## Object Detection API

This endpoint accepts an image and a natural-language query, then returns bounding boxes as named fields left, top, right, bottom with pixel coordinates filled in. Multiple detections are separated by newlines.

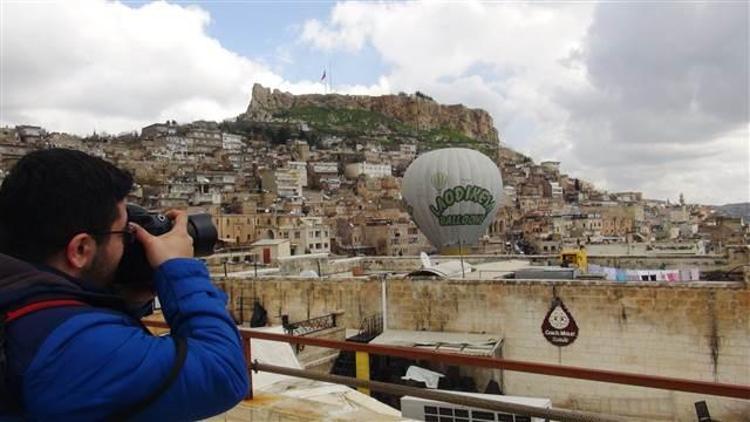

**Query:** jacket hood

left=0, top=253, right=127, bottom=313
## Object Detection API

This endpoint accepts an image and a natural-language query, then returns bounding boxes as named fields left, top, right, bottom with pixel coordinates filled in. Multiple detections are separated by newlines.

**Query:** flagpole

left=328, top=59, right=332, bottom=93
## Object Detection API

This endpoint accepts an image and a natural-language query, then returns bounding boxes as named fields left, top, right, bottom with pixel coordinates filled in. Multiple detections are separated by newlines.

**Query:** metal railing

left=239, top=328, right=749, bottom=399
left=251, top=361, right=626, bottom=422
left=357, top=312, right=383, bottom=338
left=281, top=312, right=338, bottom=337
left=143, top=319, right=750, bottom=421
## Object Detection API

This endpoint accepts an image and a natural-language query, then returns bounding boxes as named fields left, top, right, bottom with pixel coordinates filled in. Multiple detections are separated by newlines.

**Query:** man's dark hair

left=0, top=148, right=133, bottom=263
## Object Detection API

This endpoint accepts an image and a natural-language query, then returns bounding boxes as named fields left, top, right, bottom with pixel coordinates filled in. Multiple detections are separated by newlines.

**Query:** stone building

left=215, top=213, right=257, bottom=245
left=344, top=162, right=392, bottom=179
left=260, top=167, right=304, bottom=198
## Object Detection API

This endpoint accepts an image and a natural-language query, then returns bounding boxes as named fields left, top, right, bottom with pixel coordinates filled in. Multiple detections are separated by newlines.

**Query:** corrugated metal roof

left=370, top=329, right=502, bottom=356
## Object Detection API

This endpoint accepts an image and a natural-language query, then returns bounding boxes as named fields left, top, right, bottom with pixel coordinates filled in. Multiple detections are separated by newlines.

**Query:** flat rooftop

left=371, top=329, right=502, bottom=356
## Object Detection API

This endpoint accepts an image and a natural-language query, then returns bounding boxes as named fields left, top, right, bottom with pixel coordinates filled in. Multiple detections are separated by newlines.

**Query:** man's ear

left=65, top=233, right=98, bottom=270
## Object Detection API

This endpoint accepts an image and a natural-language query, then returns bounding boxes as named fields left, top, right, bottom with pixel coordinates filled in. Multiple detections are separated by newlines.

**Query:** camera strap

left=4, top=299, right=87, bottom=323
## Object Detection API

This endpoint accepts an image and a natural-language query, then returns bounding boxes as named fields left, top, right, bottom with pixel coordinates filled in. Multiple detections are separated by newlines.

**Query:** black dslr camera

left=114, top=204, right=217, bottom=288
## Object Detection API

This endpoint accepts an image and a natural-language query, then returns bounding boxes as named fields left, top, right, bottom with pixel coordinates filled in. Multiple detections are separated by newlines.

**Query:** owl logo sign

left=541, top=298, right=579, bottom=346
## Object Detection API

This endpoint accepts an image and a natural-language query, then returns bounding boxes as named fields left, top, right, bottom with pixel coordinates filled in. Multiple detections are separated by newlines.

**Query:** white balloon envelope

left=402, top=148, right=503, bottom=251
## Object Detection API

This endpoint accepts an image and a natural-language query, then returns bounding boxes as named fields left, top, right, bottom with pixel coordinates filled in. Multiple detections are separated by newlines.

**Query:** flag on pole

left=320, top=70, right=327, bottom=81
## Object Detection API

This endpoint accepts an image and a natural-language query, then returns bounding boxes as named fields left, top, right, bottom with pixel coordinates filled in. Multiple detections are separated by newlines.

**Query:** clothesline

left=588, top=264, right=700, bottom=282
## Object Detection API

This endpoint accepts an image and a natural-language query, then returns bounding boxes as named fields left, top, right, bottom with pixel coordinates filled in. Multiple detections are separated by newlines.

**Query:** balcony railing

left=143, top=319, right=750, bottom=422
left=281, top=312, right=339, bottom=337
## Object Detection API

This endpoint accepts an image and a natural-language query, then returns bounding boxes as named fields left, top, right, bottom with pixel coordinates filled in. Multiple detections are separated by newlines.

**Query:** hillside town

left=0, top=86, right=747, bottom=275
left=3, top=0, right=750, bottom=419
left=1, top=85, right=749, bottom=421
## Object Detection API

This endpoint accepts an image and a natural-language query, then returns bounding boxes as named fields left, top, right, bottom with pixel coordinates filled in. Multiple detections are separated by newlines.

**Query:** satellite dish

left=402, top=148, right=503, bottom=253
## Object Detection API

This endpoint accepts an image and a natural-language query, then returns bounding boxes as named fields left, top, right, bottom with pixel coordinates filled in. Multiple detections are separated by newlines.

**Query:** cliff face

left=243, top=84, right=499, bottom=145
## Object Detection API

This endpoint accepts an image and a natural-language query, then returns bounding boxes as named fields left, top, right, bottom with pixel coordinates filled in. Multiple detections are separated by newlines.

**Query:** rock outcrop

left=243, top=84, right=499, bottom=145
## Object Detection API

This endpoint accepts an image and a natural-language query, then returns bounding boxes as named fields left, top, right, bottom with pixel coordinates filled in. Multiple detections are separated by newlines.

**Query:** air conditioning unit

left=401, top=393, right=552, bottom=422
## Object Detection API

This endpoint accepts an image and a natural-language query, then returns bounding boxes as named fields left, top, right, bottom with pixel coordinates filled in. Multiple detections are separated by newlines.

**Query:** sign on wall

left=541, top=297, right=579, bottom=346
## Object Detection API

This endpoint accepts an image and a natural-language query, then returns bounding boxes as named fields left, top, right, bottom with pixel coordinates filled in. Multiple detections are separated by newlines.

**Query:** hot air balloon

left=402, top=148, right=503, bottom=254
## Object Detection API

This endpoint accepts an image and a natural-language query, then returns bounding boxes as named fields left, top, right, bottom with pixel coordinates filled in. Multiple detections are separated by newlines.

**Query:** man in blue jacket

left=0, top=148, right=249, bottom=420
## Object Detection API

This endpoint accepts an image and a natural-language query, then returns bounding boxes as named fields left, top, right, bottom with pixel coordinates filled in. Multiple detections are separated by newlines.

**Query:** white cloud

left=559, top=2, right=749, bottom=205
left=0, top=0, right=323, bottom=134
left=298, top=1, right=749, bottom=204
left=298, top=0, right=595, bottom=169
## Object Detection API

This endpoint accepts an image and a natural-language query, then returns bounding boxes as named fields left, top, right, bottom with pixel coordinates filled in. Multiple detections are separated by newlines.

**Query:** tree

left=270, top=126, right=291, bottom=145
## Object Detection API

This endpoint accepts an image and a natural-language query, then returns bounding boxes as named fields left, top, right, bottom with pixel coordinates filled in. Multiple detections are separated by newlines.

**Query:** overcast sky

left=1, top=0, right=747, bottom=205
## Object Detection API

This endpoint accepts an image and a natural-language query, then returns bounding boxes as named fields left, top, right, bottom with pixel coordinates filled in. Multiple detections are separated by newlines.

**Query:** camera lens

left=115, top=204, right=218, bottom=287
left=187, top=213, right=218, bottom=257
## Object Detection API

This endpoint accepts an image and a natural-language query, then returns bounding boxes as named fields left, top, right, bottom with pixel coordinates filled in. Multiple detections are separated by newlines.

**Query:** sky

left=1, top=0, right=748, bottom=205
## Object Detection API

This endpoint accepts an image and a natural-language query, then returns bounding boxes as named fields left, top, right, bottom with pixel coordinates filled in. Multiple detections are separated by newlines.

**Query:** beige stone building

left=215, top=214, right=257, bottom=245
left=584, top=204, right=644, bottom=237
left=344, top=162, right=392, bottom=179
left=250, top=238, right=290, bottom=265
left=260, top=167, right=304, bottom=198
left=254, top=214, right=331, bottom=256
left=360, top=218, right=430, bottom=256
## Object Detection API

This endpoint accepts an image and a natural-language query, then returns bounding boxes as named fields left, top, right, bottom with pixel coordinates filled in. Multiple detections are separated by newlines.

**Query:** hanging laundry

left=615, top=269, right=627, bottom=282
left=603, top=267, right=618, bottom=281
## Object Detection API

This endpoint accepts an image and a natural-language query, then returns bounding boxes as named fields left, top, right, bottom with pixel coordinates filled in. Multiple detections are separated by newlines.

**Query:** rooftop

left=370, top=329, right=502, bottom=357
left=251, top=239, right=290, bottom=246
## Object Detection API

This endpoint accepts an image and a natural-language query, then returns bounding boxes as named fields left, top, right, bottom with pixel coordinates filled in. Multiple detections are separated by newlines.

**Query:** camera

left=114, top=204, right=218, bottom=287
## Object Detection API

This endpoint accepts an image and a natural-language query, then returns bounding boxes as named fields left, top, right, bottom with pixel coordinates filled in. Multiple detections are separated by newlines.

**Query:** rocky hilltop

left=242, top=83, right=499, bottom=146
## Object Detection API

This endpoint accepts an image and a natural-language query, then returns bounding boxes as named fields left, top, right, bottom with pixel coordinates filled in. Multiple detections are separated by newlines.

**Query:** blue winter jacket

left=0, top=253, right=249, bottom=420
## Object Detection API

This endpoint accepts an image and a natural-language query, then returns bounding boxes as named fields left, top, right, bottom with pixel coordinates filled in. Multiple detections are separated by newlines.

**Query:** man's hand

left=131, top=210, right=194, bottom=268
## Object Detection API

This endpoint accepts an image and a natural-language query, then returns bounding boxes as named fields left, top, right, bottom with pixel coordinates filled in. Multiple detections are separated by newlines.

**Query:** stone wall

left=217, top=277, right=383, bottom=330
left=384, top=278, right=749, bottom=420
left=219, top=276, right=749, bottom=420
